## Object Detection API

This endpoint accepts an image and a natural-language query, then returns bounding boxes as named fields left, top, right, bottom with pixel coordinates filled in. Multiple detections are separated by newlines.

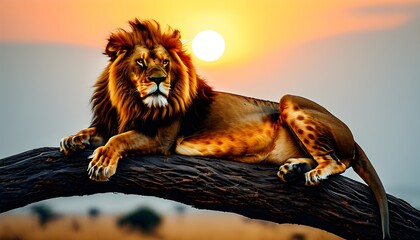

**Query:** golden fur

left=60, top=19, right=390, bottom=239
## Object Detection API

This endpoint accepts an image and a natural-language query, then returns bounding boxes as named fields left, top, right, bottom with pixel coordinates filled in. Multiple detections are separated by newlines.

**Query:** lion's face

left=128, top=45, right=172, bottom=108
left=97, top=19, right=200, bottom=129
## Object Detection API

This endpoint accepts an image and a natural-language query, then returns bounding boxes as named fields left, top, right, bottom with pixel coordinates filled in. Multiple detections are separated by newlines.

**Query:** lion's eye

left=136, top=59, right=145, bottom=68
left=163, top=59, right=169, bottom=66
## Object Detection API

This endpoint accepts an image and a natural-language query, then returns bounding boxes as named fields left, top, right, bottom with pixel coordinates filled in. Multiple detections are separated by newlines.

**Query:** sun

left=192, top=30, right=225, bottom=62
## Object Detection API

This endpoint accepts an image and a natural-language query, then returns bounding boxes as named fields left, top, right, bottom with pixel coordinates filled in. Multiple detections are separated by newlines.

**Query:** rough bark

left=0, top=147, right=419, bottom=239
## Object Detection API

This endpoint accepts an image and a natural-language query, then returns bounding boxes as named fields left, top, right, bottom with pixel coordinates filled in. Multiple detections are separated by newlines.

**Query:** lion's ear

left=172, top=29, right=181, bottom=40
left=173, top=30, right=182, bottom=50
left=163, top=29, right=182, bottom=52
left=105, top=31, right=132, bottom=61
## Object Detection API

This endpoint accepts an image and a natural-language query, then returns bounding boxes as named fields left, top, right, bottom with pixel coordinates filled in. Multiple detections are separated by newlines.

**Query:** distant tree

left=174, top=204, right=187, bottom=215
left=30, top=204, right=59, bottom=228
left=71, top=218, right=80, bottom=232
left=87, top=207, right=101, bottom=219
left=117, top=206, right=162, bottom=235
left=290, top=233, right=306, bottom=240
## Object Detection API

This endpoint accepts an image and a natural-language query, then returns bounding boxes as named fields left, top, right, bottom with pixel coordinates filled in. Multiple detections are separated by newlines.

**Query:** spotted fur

left=60, top=19, right=390, bottom=239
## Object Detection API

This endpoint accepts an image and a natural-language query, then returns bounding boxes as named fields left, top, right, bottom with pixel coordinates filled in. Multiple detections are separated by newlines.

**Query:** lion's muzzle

left=148, top=75, right=166, bottom=85
left=142, top=68, right=170, bottom=108
left=147, top=66, right=167, bottom=82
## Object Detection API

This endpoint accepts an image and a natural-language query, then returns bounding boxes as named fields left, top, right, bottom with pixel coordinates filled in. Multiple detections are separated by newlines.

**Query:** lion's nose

left=148, top=75, right=166, bottom=85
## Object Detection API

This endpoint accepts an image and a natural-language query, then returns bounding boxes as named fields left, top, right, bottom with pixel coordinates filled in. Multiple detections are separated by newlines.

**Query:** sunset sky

left=2, top=0, right=419, bottom=66
left=1, top=0, right=419, bottom=213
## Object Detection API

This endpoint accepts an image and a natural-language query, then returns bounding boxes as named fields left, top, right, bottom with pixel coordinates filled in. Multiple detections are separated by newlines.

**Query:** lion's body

left=59, top=19, right=390, bottom=239
left=175, top=92, right=304, bottom=164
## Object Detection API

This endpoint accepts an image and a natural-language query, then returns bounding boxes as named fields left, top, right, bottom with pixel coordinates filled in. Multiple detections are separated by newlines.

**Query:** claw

left=82, top=138, right=91, bottom=145
left=88, top=165, right=94, bottom=176
left=60, top=137, right=70, bottom=154
left=95, top=166, right=102, bottom=180
left=104, top=166, right=109, bottom=177
left=88, top=152, right=95, bottom=159
left=59, top=138, right=64, bottom=151
left=87, top=161, right=93, bottom=171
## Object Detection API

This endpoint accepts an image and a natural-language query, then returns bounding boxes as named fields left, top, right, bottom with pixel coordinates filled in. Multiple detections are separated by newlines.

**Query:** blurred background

left=1, top=0, right=419, bottom=239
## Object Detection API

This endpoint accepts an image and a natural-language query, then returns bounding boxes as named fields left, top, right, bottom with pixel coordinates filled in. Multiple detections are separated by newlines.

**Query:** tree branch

left=0, top=147, right=419, bottom=239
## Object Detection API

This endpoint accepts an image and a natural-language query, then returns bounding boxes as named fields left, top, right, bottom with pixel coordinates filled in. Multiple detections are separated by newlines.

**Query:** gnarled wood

left=0, top=147, right=419, bottom=239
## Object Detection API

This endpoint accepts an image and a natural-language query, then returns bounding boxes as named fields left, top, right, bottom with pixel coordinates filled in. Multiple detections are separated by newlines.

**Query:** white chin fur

left=144, top=95, right=168, bottom=108
left=159, top=84, right=170, bottom=96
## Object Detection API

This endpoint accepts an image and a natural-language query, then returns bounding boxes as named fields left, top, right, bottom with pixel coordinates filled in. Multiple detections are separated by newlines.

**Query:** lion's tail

left=353, top=142, right=391, bottom=240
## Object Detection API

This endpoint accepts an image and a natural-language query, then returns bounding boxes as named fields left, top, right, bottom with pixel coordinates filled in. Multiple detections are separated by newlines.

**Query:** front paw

left=87, top=146, right=121, bottom=181
left=60, top=134, right=90, bottom=155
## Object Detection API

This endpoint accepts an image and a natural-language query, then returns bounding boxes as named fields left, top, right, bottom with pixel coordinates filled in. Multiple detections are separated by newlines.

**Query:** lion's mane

left=89, top=19, right=213, bottom=140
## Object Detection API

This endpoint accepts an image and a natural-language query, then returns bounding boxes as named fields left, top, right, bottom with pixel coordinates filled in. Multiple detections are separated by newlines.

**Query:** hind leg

left=304, top=154, right=347, bottom=185
left=279, top=95, right=355, bottom=186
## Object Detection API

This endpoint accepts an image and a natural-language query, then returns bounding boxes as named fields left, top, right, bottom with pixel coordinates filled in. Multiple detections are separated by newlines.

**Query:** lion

left=60, top=19, right=390, bottom=239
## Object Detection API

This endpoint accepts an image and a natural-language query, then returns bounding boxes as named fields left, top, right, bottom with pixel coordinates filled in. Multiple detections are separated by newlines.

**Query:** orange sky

left=0, top=0, right=419, bottom=67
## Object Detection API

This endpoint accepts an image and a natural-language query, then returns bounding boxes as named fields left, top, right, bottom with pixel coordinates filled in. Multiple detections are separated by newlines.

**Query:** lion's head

left=91, top=19, right=210, bottom=135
